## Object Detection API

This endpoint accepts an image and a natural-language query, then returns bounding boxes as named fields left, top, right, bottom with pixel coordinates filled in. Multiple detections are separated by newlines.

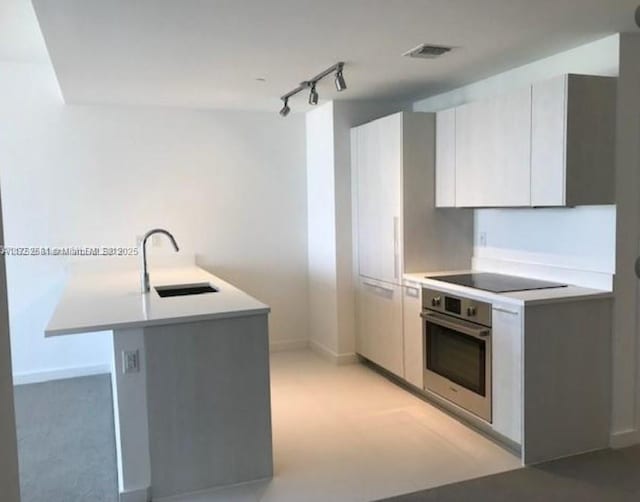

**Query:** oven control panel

left=422, top=288, right=492, bottom=327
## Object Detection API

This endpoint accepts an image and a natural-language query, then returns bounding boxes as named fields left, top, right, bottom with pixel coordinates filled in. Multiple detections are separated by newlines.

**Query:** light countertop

left=403, top=270, right=612, bottom=307
left=45, top=265, right=270, bottom=336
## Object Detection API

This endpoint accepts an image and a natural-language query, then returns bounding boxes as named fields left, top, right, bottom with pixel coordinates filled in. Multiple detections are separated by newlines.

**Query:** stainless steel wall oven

left=421, top=288, right=492, bottom=422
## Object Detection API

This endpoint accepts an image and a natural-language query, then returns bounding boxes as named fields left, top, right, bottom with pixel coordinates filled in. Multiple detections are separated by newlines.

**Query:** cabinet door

left=402, top=283, right=423, bottom=388
left=355, top=114, right=402, bottom=283
left=435, top=109, right=456, bottom=207
left=354, top=122, right=379, bottom=281
left=492, top=304, right=523, bottom=444
left=455, top=88, right=532, bottom=207
left=531, top=75, right=567, bottom=206
left=356, top=277, right=403, bottom=377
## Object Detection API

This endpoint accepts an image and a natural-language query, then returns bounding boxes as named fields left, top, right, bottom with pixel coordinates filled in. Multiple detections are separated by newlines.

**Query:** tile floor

left=162, top=349, right=520, bottom=502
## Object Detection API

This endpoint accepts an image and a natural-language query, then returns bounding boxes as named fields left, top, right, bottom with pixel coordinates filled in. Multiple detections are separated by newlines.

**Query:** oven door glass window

left=426, top=322, right=486, bottom=396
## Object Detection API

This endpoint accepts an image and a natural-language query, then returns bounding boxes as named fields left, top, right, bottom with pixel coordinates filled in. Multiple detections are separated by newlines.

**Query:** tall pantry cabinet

left=352, top=112, right=473, bottom=379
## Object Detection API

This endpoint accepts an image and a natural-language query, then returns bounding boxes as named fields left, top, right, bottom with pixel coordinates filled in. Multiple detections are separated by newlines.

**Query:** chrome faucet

left=140, top=228, right=180, bottom=293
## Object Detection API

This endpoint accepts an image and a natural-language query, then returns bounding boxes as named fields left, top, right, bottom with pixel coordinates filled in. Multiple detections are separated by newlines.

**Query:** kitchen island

left=46, top=264, right=272, bottom=502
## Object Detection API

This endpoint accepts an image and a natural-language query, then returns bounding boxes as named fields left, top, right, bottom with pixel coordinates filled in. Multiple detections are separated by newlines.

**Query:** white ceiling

left=30, top=0, right=640, bottom=111
left=0, top=0, right=49, bottom=63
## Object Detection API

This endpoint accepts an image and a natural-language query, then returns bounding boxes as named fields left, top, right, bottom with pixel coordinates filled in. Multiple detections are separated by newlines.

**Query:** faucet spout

left=140, top=228, right=180, bottom=293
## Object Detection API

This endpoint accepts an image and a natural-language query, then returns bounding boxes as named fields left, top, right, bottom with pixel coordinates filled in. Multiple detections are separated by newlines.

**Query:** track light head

left=308, top=83, right=319, bottom=105
left=279, top=98, right=290, bottom=117
left=335, top=69, right=347, bottom=92
left=278, top=62, right=346, bottom=114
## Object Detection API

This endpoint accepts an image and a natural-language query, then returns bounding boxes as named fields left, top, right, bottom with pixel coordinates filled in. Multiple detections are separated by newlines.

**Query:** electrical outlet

left=122, top=350, right=140, bottom=374
left=479, top=232, right=487, bottom=247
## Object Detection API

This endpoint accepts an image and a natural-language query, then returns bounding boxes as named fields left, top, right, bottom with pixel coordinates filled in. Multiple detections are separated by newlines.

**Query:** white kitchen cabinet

left=455, top=87, right=532, bottom=207
left=352, top=112, right=473, bottom=283
left=402, top=282, right=423, bottom=388
left=436, top=74, right=616, bottom=208
left=522, top=298, right=611, bottom=464
left=435, top=109, right=456, bottom=207
left=531, top=74, right=616, bottom=206
left=491, top=304, right=523, bottom=444
left=353, top=114, right=402, bottom=284
left=356, top=277, right=403, bottom=378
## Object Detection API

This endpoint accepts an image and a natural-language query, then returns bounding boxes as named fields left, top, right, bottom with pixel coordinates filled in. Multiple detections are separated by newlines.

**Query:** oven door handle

left=420, top=311, right=490, bottom=339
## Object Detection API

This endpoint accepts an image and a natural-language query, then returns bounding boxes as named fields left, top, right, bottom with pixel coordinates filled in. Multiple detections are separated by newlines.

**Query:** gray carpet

left=380, top=445, right=640, bottom=502
left=13, top=374, right=118, bottom=502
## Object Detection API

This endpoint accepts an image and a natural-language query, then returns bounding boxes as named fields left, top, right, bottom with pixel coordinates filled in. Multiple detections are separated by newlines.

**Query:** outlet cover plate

left=122, top=350, right=140, bottom=374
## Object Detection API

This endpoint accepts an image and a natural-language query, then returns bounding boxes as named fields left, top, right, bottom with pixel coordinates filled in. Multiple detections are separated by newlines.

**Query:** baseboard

left=309, top=340, right=358, bottom=365
left=610, top=429, right=640, bottom=448
left=119, top=486, right=151, bottom=502
left=269, top=338, right=309, bottom=352
left=12, top=364, right=111, bottom=386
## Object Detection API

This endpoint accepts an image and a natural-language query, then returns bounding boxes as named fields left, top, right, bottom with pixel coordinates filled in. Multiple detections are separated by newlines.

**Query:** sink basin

left=155, top=283, right=219, bottom=298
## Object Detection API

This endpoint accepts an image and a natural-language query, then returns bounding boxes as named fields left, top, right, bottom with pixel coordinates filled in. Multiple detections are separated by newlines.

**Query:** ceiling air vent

left=403, top=44, right=453, bottom=59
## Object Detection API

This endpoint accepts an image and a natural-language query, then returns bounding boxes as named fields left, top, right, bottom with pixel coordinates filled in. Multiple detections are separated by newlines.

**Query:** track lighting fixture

left=278, top=62, right=347, bottom=116
left=308, top=83, right=319, bottom=105
left=279, top=98, right=290, bottom=117
left=335, top=69, right=347, bottom=92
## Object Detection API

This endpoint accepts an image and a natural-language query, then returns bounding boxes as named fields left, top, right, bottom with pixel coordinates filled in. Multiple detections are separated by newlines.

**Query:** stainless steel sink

left=154, top=283, right=219, bottom=298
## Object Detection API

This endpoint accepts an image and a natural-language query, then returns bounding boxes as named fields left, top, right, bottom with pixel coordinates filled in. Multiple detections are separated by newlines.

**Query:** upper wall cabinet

left=435, top=109, right=456, bottom=207
left=531, top=74, right=616, bottom=206
left=456, top=87, right=532, bottom=207
left=435, top=74, right=616, bottom=208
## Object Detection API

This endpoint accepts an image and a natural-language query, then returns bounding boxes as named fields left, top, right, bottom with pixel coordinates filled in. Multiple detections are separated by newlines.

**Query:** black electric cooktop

left=431, top=273, right=568, bottom=293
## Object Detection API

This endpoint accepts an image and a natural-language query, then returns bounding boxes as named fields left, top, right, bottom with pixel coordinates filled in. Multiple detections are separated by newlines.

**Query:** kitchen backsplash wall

left=472, top=206, right=616, bottom=289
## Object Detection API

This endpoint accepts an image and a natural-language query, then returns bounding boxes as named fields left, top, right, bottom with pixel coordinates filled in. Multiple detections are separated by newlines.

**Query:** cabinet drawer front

left=356, top=278, right=403, bottom=377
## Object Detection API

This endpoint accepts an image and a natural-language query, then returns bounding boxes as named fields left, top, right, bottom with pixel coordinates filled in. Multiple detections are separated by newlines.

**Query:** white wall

left=472, top=207, right=616, bottom=289
left=413, top=35, right=619, bottom=289
left=306, top=103, right=339, bottom=358
left=0, top=62, right=309, bottom=382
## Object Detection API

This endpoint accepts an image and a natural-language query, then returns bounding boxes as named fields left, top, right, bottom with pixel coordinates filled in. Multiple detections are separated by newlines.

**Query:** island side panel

left=111, top=328, right=152, bottom=502
left=144, top=314, right=273, bottom=499
left=522, top=298, right=612, bottom=465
